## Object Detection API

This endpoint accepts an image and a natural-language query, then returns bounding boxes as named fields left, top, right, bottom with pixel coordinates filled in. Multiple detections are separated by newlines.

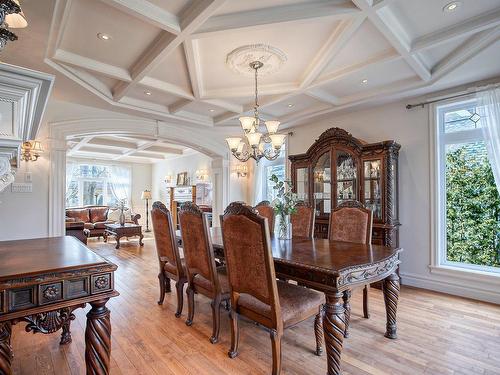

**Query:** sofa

left=65, top=205, right=141, bottom=239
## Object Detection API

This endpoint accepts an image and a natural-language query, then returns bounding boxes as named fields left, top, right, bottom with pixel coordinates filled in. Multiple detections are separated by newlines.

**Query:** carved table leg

left=314, top=305, right=324, bottom=356
left=139, top=233, right=144, bottom=246
left=85, top=299, right=111, bottom=375
left=323, top=292, right=345, bottom=375
left=383, top=272, right=400, bottom=339
left=342, top=290, right=351, bottom=338
left=60, top=314, right=75, bottom=345
left=0, top=322, right=12, bottom=375
left=115, top=235, right=120, bottom=250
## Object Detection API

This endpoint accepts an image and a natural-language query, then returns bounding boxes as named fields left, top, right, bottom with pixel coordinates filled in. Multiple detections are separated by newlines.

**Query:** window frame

left=432, top=97, right=500, bottom=276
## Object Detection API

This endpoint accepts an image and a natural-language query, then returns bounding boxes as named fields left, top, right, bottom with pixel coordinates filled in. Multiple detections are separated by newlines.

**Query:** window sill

left=429, top=264, right=500, bottom=284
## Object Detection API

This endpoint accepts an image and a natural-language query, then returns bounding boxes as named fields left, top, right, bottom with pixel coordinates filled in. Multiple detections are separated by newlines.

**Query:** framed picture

left=176, top=171, right=188, bottom=186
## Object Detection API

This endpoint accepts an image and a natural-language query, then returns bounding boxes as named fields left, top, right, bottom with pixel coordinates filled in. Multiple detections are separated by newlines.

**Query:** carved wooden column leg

left=314, top=305, right=324, bottom=356
left=0, top=322, right=13, bottom=375
left=85, top=299, right=111, bottom=375
left=60, top=312, right=76, bottom=345
left=323, top=292, right=345, bottom=375
left=342, top=290, right=351, bottom=338
left=383, top=272, right=400, bottom=339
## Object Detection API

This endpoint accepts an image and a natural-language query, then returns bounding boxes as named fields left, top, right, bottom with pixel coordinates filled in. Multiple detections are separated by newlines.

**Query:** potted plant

left=270, top=174, right=298, bottom=239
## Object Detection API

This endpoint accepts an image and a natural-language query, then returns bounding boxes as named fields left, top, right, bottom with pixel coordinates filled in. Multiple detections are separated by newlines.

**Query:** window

left=436, top=99, right=500, bottom=272
left=66, top=163, right=131, bottom=207
left=264, top=163, right=286, bottom=202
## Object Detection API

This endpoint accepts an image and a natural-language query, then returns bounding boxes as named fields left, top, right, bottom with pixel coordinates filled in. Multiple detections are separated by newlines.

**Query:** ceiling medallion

left=226, top=44, right=287, bottom=76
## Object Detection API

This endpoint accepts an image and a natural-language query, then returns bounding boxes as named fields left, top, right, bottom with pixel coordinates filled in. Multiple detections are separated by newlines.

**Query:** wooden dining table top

left=176, top=227, right=402, bottom=276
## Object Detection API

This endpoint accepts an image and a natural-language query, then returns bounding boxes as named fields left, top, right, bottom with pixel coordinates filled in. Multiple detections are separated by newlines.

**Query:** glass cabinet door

left=313, top=152, right=331, bottom=215
left=295, top=167, right=309, bottom=203
left=336, top=151, right=357, bottom=206
left=363, top=160, right=382, bottom=219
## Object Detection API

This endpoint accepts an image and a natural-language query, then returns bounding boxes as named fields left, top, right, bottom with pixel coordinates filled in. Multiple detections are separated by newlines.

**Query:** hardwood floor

left=11, top=236, right=500, bottom=374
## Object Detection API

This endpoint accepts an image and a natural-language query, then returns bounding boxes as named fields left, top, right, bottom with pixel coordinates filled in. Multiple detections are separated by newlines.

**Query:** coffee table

left=104, top=223, right=144, bottom=249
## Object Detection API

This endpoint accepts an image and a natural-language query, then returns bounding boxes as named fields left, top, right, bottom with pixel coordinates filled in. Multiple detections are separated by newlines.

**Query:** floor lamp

left=141, top=190, right=152, bottom=232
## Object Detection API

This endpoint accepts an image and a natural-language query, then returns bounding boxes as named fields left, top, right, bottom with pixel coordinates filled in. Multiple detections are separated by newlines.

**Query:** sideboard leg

left=383, top=272, right=400, bottom=339
left=323, top=292, right=345, bottom=375
left=0, top=321, right=13, bottom=375
left=85, top=299, right=111, bottom=375
left=342, top=290, right=351, bottom=338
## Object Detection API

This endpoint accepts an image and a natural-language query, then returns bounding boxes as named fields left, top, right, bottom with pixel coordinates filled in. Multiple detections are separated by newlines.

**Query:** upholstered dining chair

left=178, top=202, right=230, bottom=344
left=290, top=202, right=315, bottom=238
left=151, top=201, right=187, bottom=318
left=329, top=200, right=373, bottom=330
left=220, top=202, right=324, bottom=375
left=255, top=200, right=275, bottom=235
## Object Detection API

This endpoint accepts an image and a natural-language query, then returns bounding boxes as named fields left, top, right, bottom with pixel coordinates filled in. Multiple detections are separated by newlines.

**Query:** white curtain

left=252, top=160, right=264, bottom=205
left=478, top=86, right=500, bottom=191
left=109, top=165, right=131, bottom=206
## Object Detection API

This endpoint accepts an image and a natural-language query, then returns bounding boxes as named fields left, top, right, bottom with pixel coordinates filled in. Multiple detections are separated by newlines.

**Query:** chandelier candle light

left=226, top=61, right=287, bottom=163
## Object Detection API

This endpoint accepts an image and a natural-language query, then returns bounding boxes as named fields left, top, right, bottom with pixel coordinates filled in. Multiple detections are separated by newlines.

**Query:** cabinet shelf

left=336, top=178, right=357, bottom=183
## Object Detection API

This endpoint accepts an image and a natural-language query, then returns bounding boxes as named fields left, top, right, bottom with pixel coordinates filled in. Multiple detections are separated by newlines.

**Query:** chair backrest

left=221, top=202, right=281, bottom=325
left=151, top=201, right=185, bottom=278
left=178, top=202, right=219, bottom=291
left=291, top=202, right=315, bottom=238
left=329, top=201, right=373, bottom=244
left=255, top=200, right=275, bottom=235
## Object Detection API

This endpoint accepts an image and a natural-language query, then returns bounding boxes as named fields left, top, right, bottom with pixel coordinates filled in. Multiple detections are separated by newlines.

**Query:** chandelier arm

left=232, top=151, right=250, bottom=163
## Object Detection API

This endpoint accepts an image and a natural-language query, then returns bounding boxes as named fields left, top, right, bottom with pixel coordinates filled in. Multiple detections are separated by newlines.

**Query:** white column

left=48, top=138, right=67, bottom=237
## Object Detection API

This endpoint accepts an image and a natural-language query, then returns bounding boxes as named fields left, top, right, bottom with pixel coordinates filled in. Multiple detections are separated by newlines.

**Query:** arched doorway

left=48, top=118, right=230, bottom=236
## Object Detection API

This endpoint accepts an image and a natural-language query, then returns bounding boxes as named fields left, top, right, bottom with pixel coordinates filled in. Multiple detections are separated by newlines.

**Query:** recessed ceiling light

left=209, top=109, right=215, bottom=112
left=287, top=103, right=294, bottom=107
left=97, top=33, right=111, bottom=41
left=144, top=91, right=152, bottom=96
left=361, top=79, right=368, bottom=84
left=443, top=1, right=461, bottom=12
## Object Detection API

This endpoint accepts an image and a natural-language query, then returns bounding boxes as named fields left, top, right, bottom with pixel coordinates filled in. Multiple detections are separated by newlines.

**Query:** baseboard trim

left=400, top=272, right=500, bottom=304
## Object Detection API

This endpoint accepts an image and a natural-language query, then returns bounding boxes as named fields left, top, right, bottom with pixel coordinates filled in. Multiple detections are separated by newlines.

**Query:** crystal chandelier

left=225, top=61, right=286, bottom=163
left=0, top=0, right=28, bottom=52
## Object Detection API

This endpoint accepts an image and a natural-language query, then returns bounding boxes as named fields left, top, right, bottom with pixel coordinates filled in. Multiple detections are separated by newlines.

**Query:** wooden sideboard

left=289, top=127, right=401, bottom=247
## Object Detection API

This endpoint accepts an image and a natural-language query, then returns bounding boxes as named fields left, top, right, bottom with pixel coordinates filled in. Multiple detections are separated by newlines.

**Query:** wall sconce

left=164, top=174, right=174, bottom=185
left=21, top=140, right=43, bottom=162
left=235, top=164, right=248, bottom=178
left=195, top=169, right=209, bottom=182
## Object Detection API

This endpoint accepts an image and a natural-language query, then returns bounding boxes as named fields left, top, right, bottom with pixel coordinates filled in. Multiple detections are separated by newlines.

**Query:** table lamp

left=141, top=190, right=152, bottom=232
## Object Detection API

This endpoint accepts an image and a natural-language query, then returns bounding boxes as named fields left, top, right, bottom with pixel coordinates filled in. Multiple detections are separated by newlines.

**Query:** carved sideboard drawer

left=8, top=286, right=37, bottom=311
left=38, top=282, right=64, bottom=305
left=66, top=277, right=90, bottom=299
left=91, top=273, right=113, bottom=294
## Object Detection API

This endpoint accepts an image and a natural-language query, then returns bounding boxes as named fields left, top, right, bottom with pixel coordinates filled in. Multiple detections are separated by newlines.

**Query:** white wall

left=288, top=99, right=500, bottom=304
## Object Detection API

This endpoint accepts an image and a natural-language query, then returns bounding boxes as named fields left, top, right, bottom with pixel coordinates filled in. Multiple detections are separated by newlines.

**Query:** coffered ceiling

left=6, top=0, right=500, bottom=130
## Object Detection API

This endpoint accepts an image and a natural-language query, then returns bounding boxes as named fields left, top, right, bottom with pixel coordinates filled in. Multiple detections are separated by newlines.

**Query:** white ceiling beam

left=352, top=0, right=431, bottom=81
left=183, top=39, right=203, bottom=98
left=192, top=1, right=360, bottom=38
left=432, top=27, right=500, bottom=79
left=300, top=17, right=365, bottom=88
left=68, top=136, right=93, bottom=156
left=304, top=89, right=341, bottom=105
left=411, top=9, right=500, bottom=52
left=203, top=83, right=298, bottom=99
left=79, top=146, right=123, bottom=155
left=87, top=137, right=137, bottom=149
left=132, top=151, right=165, bottom=159
left=99, top=0, right=181, bottom=35
left=139, top=77, right=194, bottom=100
left=114, top=140, right=159, bottom=160
left=169, top=99, right=193, bottom=114
left=113, top=0, right=226, bottom=101
left=146, top=145, right=183, bottom=155
left=53, top=49, right=131, bottom=81
left=203, top=99, right=243, bottom=114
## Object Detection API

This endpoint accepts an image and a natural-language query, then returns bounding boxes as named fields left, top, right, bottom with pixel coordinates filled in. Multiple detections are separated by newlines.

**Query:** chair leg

left=363, top=285, right=370, bottom=319
left=228, top=310, right=239, bottom=358
left=175, top=280, right=184, bottom=318
left=210, top=296, right=222, bottom=344
left=314, top=305, right=324, bottom=356
left=343, top=290, right=352, bottom=338
left=185, top=286, right=195, bottom=326
left=270, top=329, right=282, bottom=375
left=157, top=273, right=166, bottom=305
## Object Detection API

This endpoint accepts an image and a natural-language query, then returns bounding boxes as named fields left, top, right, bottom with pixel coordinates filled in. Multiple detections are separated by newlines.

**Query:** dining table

left=176, top=227, right=403, bottom=375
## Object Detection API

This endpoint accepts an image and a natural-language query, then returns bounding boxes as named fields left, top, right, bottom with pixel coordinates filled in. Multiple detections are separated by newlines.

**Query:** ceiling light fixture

left=225, top=61, right=286, bottom=163
left=287, top=103, right=294, bottom=107
left=443, top=1, right=461, bottom=12
left=144, top=91, right=152, bottom=96
left=361, top=79, right=368, bottom=84
left=209, top=109, right=215, bottom=112
left=97, top=32, right=111, bottom=41
left=0, top=0, right=23, bottom=52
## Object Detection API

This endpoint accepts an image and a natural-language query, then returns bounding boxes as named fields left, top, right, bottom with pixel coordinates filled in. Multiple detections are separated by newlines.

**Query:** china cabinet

left=289, top=127, right=400, bottom=246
